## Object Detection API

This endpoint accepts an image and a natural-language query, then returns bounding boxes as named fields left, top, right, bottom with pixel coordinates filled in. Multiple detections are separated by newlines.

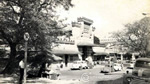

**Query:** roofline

left=136, top=57, right=150, bottom=61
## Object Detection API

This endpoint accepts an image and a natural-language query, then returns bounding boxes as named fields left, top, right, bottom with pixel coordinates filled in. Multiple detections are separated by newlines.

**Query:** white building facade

left=51, top=17, right=103, bottom=66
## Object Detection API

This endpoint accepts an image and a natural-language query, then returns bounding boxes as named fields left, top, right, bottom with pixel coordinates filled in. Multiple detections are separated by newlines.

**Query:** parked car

left=113, top=63, right=122, bottom=71
left=123, top=58, right=150, bottom=84
left=100, top=62, right=122, bottom=73
left=100, top=64, right=111, bottom=73
left=127, top=61, right=135, bottom=69
left=71, top=61, right=88, bottom=70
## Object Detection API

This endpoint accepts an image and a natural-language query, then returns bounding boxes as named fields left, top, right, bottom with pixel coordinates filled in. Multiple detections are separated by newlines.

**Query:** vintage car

left=71, top=61, right=88, bottom=70
left=123, top=58, right=150, bottom=84
left=113, top=63, right=122, bottom=71
left=100, top=63, right=122, bottom=73
left=127, top=61, right=135, bottom=69
left=100, top=64, right=111, bottom=73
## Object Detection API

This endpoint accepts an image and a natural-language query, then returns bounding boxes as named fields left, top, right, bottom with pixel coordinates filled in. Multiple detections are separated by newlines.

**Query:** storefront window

left=70, top=55, right=79, bottom=61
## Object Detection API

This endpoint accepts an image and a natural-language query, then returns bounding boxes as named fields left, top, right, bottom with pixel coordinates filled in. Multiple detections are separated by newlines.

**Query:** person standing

left=86, top=55, right=94, bottom=69
left=60, top=61, right=63, bottom=68
left=19, top=58, right=24, bottom=84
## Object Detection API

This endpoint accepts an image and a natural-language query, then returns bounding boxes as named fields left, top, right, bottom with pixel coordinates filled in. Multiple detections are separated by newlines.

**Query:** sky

left=58, top=0, right=150, bottom=38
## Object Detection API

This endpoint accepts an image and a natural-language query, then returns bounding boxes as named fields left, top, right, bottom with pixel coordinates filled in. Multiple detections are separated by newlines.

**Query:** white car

left=71, top=61, right=88, bottom=70
left=113, top=63, right=122, bottom=71
left=100, top=64, right=111, bottom=73
left=128, top=61, right=135, bottom=69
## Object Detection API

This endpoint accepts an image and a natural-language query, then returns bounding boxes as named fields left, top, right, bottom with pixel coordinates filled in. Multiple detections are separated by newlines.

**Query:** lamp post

left=23, top=32, right=30, bottom=84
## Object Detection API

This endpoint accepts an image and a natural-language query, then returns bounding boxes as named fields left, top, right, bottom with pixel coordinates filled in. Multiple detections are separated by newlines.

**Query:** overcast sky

left=58, top=0, right=150, bottom=38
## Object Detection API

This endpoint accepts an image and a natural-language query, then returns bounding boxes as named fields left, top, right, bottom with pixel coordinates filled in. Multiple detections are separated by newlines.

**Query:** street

left=59, top=65, right=124, bottom=84
left=0, top=65, right=127, bottom=84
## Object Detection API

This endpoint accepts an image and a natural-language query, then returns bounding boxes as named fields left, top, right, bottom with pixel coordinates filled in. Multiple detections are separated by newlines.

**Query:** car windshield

left=135, top=60, right=150, bottom=68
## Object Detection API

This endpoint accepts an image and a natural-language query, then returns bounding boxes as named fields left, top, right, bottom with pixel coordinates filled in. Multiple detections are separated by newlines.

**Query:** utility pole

left=23, top=32, right=30, bottom=84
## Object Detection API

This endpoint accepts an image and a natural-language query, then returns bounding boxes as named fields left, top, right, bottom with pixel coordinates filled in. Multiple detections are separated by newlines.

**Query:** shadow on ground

left=96, top=77, right=123, bottom=84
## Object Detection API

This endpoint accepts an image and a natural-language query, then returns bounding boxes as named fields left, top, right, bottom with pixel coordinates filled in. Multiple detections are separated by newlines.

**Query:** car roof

left=136, top=58, right=150, bottom=62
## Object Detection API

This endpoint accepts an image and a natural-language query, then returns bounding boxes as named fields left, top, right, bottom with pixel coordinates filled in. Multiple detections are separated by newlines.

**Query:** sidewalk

left=0, top=74, right=81, bottom=84
left=0, top=77, right=81, bottom=84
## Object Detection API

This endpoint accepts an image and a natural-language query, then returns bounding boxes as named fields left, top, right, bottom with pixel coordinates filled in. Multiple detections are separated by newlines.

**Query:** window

left=135, top=60, right=150, bottom=68
left=83, top=22, right=90, bottom=33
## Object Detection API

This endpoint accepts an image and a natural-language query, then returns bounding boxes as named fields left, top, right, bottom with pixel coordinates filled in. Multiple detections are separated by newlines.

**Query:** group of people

left=18, top=58, right=61, bottom=84
left=40, top=62, right=55, bottom=78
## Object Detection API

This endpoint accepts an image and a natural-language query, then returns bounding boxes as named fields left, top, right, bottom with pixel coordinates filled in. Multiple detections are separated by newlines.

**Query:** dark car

left=123, top=58, right=150, bottom=84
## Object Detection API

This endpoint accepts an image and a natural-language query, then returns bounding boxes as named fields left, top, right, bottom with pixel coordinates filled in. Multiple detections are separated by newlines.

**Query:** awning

left=52, top=44, right=81, bottom=55
left=93, top=47, right=108, bottom=55
left=52, top=54, right=62, bottom=61
left=77, top=42, right=95, bottom=46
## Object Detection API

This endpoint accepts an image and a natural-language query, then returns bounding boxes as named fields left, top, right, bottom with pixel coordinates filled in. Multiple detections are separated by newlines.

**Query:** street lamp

left=23, top=32, right=30, bottom=84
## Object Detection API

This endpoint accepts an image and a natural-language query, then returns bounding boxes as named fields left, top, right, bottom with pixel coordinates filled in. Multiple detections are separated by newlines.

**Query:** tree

left=113, top=17, right=150, bottom=57
left=0, top=0, right=73, bottom=74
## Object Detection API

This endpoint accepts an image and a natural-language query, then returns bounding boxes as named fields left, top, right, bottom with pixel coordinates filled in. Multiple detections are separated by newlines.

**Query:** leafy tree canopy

left=0, top=0, right=73, bottom=74
left=112, top=17, right=150, bottom=57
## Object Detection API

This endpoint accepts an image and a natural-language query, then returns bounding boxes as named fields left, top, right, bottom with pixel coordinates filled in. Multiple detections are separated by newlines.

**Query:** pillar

left=121, top=53, right=123, bottom=62
left=78, top=54, right=82, bottom=61
left=132, top=53, right=135, bottom=61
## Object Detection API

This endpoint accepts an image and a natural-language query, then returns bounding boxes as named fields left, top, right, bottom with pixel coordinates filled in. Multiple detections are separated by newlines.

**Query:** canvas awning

left=77, top=42, right=97, bottom=47
left=51, top=54, right=62, bottom=61
left=93, top=47, right=108, bottom=55
left=52, top=44, right=81, bottom=55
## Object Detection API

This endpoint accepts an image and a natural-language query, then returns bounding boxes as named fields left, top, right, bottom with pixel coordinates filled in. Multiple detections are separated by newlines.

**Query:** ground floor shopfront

left=51, top=43, right=107, bottom=67
left=51, top=43, right=139, bottom=67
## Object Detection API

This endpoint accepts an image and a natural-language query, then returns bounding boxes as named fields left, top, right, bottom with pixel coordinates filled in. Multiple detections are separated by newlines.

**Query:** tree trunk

left=1, top=43, right=17, bottom=74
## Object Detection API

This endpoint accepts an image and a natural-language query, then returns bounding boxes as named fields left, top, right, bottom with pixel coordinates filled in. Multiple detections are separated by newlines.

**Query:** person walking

left=19, top=58, right=24, bottom=84
left=60, top=61, right=63, bottom=68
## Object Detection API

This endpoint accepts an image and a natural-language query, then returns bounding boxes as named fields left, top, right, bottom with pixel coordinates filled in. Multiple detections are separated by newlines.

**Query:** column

left=121, top=53, right=123, bottom=62
left=132, top=53, right=135, bottom=61
left=78, top=54, right=82, bottom=61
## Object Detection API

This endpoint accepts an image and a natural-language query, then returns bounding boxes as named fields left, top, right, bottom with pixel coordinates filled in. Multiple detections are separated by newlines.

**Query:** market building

left=51, top=17, right=107, bottom=66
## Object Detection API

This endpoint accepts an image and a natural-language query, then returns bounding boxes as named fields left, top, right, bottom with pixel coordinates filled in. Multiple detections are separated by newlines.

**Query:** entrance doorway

left=78, top=46, right=93, bottom=60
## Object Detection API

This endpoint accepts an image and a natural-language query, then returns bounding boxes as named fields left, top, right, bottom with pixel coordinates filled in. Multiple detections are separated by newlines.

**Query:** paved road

left=0, top=65, right=125, bottom=84
left=59, top=65, right=124, bottom=84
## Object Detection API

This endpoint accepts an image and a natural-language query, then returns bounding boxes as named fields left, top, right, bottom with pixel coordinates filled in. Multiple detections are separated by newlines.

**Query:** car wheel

left=79, top=66, right=82, bottom=70
left=118, top=68, right=119, bottom=71
left=123, top=76, right=132, bottom=84
left=113, top=68, right=116, bottom=72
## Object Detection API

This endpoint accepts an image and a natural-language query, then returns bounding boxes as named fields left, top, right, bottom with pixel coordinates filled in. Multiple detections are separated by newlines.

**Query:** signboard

left=24, top=32, right=30, bottom=41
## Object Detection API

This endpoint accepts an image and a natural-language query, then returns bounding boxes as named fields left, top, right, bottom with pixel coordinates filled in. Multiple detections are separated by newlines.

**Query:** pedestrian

left=45, top=62, right=52, bottom=78
left=121, top=62, right=124, bottom=69
left=19, top=58, right=24, bottom=84
left=38, top=62, right=46, bottom=77
left=86, top=55, right=94, bottom=69
left=60, top=61, right=63, bottom=68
